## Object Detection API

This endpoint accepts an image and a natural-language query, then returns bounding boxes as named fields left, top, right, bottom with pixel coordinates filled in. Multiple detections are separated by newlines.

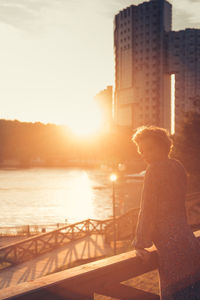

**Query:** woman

left=132, top=126, right=200, bottom=299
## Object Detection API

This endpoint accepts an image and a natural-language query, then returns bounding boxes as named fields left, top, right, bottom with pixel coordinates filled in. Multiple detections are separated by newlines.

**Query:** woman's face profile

left=138, top=138, right=161, bottom=164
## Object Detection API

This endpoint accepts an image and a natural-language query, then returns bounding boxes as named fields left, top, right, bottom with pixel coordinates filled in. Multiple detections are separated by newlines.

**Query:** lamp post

left=110, top=173, right=117, bottom=255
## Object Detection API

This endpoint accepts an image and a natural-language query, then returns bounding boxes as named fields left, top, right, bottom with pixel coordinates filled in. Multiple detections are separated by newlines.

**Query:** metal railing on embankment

left=0, top=218, right=112, bottom=268
left=104, top=207, right=139, bottom=243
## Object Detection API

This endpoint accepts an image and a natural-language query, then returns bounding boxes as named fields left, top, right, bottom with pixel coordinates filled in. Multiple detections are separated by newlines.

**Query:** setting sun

left=67, top=101, right=104, bottom=137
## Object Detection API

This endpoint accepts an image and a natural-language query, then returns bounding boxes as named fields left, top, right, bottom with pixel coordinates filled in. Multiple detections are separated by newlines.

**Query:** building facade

left=168, top=29, right=200, bottom=132
left=114, top=0, right=172, bottom=132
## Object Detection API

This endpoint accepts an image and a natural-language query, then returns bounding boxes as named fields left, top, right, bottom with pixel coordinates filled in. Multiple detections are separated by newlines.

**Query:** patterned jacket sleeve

left=133, top=165, right=158, bottom=249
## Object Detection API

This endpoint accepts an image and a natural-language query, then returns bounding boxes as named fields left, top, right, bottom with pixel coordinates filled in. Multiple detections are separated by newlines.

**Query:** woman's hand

left=135, top=248, right=151, bottom=263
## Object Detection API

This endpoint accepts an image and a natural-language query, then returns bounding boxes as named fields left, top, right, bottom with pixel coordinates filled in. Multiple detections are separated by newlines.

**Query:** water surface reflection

left=0, top=168, right=142, bottom=226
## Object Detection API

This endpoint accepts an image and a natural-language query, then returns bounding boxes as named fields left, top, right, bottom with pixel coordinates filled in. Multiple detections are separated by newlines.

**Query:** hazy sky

left=0, top=0, right=200, bottom=127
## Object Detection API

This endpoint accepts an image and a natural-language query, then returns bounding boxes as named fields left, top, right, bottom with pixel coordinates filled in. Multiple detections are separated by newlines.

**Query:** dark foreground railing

left=0, top=229, right=199, bottom=300
left=0, top=245, right=160, bottom=300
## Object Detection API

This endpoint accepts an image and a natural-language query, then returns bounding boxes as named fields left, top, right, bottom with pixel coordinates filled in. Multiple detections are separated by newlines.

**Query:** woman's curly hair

left=132, top=126, right=173, bottom=155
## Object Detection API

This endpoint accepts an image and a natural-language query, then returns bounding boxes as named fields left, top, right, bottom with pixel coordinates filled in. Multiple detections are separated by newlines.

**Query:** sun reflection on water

left=0, top=168, right=143, bottom=227
left=55, top=171, right=94, bottom=223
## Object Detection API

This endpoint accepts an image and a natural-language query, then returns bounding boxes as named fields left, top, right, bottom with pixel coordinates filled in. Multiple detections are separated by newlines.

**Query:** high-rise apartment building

left=114, top=0, right=172, bottom=132
left=168, top=29, right=200, bottom=132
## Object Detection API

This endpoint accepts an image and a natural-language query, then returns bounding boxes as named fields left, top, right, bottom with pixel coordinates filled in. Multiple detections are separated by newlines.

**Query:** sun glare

left=63, top=171, right=94, bottom=222
left=68, top=101, right=103, bottom=137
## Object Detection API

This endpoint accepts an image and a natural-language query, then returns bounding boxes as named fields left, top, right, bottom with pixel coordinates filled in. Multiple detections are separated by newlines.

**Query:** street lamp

left=110, top=173, right=117, bottom=255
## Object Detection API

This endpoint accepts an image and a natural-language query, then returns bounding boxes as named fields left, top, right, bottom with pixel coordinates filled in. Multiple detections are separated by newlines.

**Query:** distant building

left=95, top=86, right=113, bottom=130
left=114, top=0, right=172, bottom=132
left=168, top=29, right=200, bottom=132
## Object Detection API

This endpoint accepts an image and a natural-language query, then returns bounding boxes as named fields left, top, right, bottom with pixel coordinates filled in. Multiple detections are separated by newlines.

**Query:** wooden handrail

left=1, top=229, right=199, bottom=300
left=0, top=245, right=160, bottom=300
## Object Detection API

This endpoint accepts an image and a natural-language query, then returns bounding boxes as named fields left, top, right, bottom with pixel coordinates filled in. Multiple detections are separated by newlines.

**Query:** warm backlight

left=68, top=101, right=103, bottom=137
left=57, top=170, right=94, bottom=222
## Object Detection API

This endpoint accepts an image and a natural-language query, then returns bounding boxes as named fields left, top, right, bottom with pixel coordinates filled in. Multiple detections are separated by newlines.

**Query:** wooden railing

left=0, top=218, right=112, bottom=267
left=1, top=229, right=200, bottom=300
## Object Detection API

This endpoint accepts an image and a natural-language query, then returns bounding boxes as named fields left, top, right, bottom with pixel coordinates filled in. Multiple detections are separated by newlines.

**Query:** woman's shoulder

left=147, top=159, right=170, bottom=172
left=169, top=158, right=187, bottom=179
left=150, top=158, right=184, bottom=168
left=148, top=158, right=186, bottom=178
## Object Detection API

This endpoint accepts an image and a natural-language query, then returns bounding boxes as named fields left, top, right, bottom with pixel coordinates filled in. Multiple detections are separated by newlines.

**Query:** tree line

left=0, top=113, right=199, bottom=192
left=0, top=119, right=139, bottom=168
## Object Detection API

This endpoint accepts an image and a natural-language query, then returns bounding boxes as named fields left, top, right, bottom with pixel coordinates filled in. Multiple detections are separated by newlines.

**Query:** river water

left=0, top=168, right=143, bottom=227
